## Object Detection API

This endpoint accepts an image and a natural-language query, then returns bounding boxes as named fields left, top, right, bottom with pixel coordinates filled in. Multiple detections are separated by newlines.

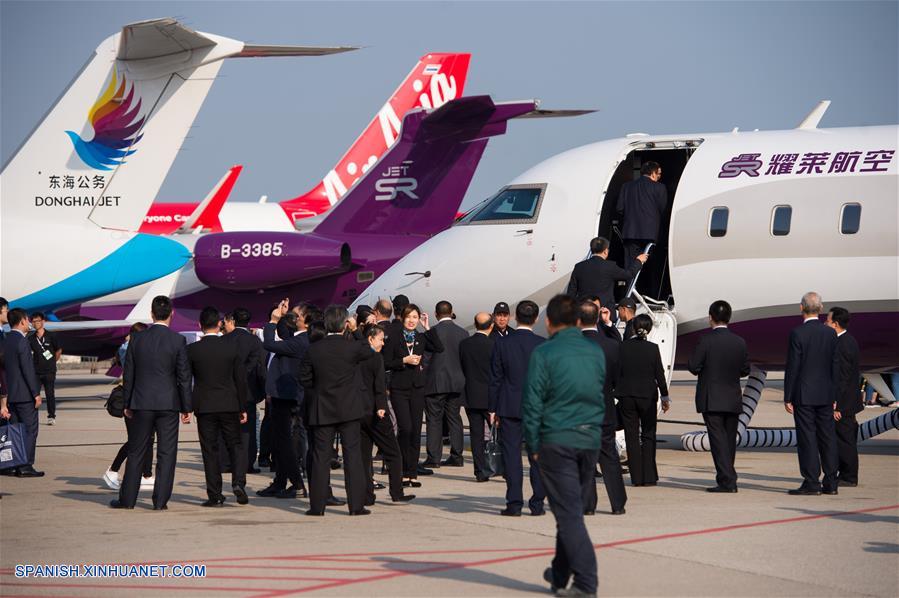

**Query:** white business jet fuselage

left=357, top=122, right=898, bottom=373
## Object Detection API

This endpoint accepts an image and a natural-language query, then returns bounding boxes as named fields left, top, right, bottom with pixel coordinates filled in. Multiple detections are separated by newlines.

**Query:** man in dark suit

left=0, top=298, right=8, bottom=403
left=489, top=302, right=515, bottom=339
left=615, top=161, right=667, bottom=296
left=300, top=305, right=375, bottom=516
left=488, top=300, right=547, bottom=516
left=27, top=312, right=61, bottom=425
left=579, top=301, right=626, bottom=515
left=826, top=307, right=863, bottom=487
left=259, top=301, right=308, bottom=499
left=1, top=308, right=44, bottom=477
left=687, top=300, right=751, bottom=493
left=188, top=307, right=249, bottom=506
left=617, top=297, right=638, bottom=340
left=566, top=237, right=647, bottom=318
left=423, top=301, right=469, bottom=468
left=223, top=309, right=267, bottom=473
left=459, top=312, right=495, bottom=482
left=784, top=292, right=840, bottom=496
left=112, top=296, right=192, bottom=510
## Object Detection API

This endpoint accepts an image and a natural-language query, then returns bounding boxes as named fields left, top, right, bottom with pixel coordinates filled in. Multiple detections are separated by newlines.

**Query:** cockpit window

left=458, top=184, right=546, bottom=225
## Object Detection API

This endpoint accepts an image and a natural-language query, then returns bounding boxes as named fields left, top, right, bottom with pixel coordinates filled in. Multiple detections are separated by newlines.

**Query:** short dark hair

left=393, top=295, right=410, bottom=317
left=435, top=300, right=453, bottom=319
left=363, top=323, right=385, bottom=341
left=401, top=304, right=422, bottom=321
left=641, top=161, right=661, bottom=176
left=129, top=322, right=148, bottom=335
left=546, top=295, right=578, bottom=327
left=294, top=301, right=315, bottom=319
left=199, top=306, right=221, bottom=330
left=0, top=297, right=7, bottom=310
left=633, top=313, right=654, bottom=338
left=374, top=298, right=392, bottom=319
left=276, top=312, right=299, bottom=339
left=515, top=300, right=539, bottom=326
left=7, top=308, right=28, bottom=327
left=304, top=306, right=323, bottom=326
left=589, top=237, right=610, bottom=255
left=230, top=307, right=252, bottom=328
left=151, top=295, right=173, bottom=321
left=474, top=313, right=494, bottom=331
left=829, top=306, right=850, bottom=329
left=708, top=300, right=732, bottom=324
left=30, top=311, right=46, bottom=321
left=586, top=295, right=602, bottom=306
left=307, top=320, right=327, bottom=343
left=578, top=301, right=599, bottom=326
left=324, top=305, right=349, bottom=334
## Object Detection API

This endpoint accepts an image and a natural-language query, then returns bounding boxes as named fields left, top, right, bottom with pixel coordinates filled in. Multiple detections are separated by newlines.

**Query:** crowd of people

left=0, top=270, right=874, bottom=596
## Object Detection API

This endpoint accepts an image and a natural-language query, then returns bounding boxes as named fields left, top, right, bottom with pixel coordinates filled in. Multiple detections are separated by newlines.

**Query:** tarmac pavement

left=1, top=371, right=897, bottom=597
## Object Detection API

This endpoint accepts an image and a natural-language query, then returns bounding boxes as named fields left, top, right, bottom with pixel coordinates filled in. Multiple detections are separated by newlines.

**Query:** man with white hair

left=783, top=291, right=840, bottom=496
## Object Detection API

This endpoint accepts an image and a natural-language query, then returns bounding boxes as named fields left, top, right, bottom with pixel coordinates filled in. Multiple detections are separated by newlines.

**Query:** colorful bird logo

left=66, top=69, right=146, bottom=171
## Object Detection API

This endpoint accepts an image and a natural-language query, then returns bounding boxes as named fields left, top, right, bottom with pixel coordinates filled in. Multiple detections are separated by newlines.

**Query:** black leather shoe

left=391, top=494, right=415, bottom=503
left=305, top=509, right=324, bottom=517
left=365, top=497, right=376, bottom=506
left=421, top=461, right=441, bottom=469
left=0, top=468, right=17, bottom=476
left=475, top=475, right=490, bottom=483
left=556, top=586, right=596, bottom=597
left=530, top=510, right=546, bottom=516
left=788, top=487, right=822, bottom=495
left=584, top=510, right=596, bottom=516
left=416, top=465, right=435, bottom=476
left=822, top=488, right=838, bottom=495
left=15, top=466, right=45, bottom=478
left=611, top=508, right=626, bottom=515
left=275, top=486, right=297, bottom=499
left=544, top=567, right=567, bottom=593
left=326, top=495, right=347, bottom=506
left=201, top=498, right=225, bottom=507
left=349, top=508, right=371, bottom=516
left=441, top=458, right=464, bottom=467
left=153, top=505, right=168, bottom=511
left=839, top=480, right=858, bottom=487
left=233, top=487, right=249, bottom=505
left=500, top=508, right=521, bottom=517
left=256, top=483, right=285, bottom=497
left=373, top=481, right=386, bottom=490
left=109, top=499, right=133, bottom=509
left=402, top=480, right=422, bottom=488
left=706, top=486, right=738, bottom=493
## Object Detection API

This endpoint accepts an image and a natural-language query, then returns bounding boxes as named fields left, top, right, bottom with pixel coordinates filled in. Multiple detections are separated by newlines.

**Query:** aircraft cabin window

left=465, top=184, right=546, bottom=225
left=708, top=207, right=729, bottom=238
left=771, top=205, right=792, bottom=236
left=841, top=203, right=861, bottom=234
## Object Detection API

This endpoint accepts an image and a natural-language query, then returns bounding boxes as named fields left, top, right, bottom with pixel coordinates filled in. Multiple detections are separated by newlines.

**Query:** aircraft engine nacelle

left=194, top=232, right=351, bottom=291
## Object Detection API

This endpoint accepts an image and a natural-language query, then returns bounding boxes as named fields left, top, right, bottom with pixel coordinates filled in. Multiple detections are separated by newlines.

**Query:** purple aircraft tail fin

left=313, top=96, right=540, bottom=238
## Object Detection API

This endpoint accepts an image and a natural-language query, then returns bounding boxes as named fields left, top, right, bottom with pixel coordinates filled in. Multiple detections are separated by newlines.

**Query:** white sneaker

left=47, top=417, right=55, bottom=426
left=102, top=469, right=120, bottom=490
left=140, top=476, right=155, bottom=490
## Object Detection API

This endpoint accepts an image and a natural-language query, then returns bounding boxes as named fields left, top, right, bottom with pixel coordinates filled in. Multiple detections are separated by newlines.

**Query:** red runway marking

left=205, top=574, right=349, bottom=582
left=249, top=503, right=899, bottom=597
left=210, top=564, right=391, bottom=572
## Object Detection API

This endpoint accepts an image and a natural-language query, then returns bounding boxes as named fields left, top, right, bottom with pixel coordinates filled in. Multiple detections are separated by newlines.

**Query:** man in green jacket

left=523, top=294, right=606, bottom=598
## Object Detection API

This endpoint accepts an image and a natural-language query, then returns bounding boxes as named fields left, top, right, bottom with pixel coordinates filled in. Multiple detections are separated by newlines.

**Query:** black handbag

left=485, top=424, right=503, bottom=478
left=105, top=384, right=125, bottom=418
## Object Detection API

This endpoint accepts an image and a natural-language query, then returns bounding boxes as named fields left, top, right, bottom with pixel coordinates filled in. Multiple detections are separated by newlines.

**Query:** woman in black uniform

left=384, top=304, right=444, bottom=487
left=615, top=313, right=671, bottom=486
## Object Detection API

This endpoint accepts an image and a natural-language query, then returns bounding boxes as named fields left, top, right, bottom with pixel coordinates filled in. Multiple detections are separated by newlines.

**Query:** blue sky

left=2, top=1, right=896, bottom=210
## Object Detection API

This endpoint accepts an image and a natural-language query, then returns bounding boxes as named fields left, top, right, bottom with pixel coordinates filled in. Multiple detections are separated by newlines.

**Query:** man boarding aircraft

left=138, top=53, right=471, bottom=234
left=357, top=103, right=898, bottom=384
left=0, top=17, right=355, bottom=313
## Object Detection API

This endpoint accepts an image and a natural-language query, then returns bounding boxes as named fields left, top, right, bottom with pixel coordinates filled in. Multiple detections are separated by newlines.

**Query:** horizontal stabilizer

left=236, top=44, right=358, bottom=57
left=516, top=108, right=597, bottom=119
left=117, top=18, right=215, bottom=60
